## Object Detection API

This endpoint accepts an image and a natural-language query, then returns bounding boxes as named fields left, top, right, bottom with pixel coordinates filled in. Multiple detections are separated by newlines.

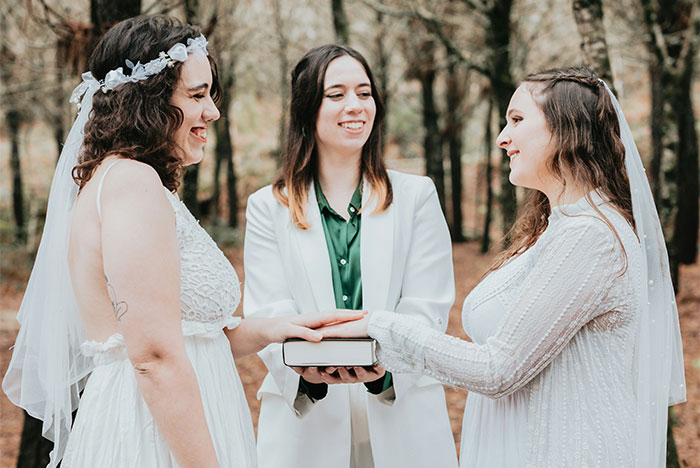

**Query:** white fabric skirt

left=62, top=324, right=257, bottom=467
left=459, top=388, right=529, bottom=468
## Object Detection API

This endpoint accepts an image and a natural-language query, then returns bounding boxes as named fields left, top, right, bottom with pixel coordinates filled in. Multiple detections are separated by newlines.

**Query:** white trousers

left=349, top=384, right=374, bottom=468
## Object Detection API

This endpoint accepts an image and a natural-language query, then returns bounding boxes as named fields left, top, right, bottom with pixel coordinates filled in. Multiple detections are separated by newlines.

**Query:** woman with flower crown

left=321, top=67, right=686, bottom=467
left=1, top=15, right=361, bottom=468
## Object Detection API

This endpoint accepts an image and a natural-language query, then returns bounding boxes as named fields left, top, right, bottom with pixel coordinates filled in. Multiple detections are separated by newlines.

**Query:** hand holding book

left=291, top=364, right=386, bottom=385
left=282, top=311, right=378, bottom=375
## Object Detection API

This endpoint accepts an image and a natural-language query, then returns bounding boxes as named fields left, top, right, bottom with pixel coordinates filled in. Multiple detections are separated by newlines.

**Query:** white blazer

left=243, top=170, right=459, bottom=468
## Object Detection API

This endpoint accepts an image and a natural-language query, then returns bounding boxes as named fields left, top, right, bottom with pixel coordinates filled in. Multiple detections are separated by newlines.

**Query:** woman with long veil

left=322, top=67, right=686, bottom=467
left=2, top=15, right=361, bottom=468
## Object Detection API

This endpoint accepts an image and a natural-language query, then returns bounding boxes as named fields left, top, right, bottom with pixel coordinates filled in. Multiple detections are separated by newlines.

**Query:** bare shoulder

left=102, top=159, right=168, bottom=201
left=99, top=159, right=173, bottom=223
left=103, top=159, right=163, bottom=190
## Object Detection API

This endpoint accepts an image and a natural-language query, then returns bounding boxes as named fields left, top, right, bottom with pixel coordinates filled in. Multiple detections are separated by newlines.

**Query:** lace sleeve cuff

left=368, top=311, right=434, bottom=374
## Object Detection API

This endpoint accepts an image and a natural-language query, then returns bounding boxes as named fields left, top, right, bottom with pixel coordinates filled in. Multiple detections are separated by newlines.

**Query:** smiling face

left=497, top=84, right=557, bottom=194
left=315, top=55, right=376, bottom=161
left=170, top=52, right=220, bottom=166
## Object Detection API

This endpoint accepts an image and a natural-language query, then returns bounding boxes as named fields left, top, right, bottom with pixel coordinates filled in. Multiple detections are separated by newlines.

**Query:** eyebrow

left=506, top=108, right=522, bottom=118
left=324, top=82, right=372, bottom=92
left=187, top=83, right=209, bottom=92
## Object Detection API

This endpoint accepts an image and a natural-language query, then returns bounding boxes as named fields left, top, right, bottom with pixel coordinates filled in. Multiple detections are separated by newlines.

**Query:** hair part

left=272, top=44, right=392, bottom=229
left=488, top=67, right=635, bottom=274
left=72, top=15, right=222, bottom=192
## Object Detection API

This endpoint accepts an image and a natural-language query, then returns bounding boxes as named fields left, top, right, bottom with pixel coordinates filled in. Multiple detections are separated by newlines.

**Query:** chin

left=183, top=152, right=205, bottom=166
left=508, top=172, right=519, bottom=186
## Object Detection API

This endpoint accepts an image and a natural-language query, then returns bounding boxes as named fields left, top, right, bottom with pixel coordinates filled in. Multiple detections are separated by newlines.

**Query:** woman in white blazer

left=243, top=44, right=458, bottom=468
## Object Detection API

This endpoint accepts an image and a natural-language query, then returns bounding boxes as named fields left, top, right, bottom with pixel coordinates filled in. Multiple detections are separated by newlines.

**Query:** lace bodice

left=368, top=193, right=643, bottom=467
left=163, top=189, right=241, bottom=328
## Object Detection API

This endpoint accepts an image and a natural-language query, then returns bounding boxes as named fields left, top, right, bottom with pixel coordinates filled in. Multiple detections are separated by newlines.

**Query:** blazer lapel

left=292, top=181, right=336, bottom=312
left=361, top=178, right=394, bottom=310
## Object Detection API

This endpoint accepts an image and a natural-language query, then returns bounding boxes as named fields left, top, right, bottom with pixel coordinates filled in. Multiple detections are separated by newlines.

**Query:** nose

left=344, top=92, right=362, bottom=113
left=204, top=96, right=220, bottom=123
left=496, top=126, right=510, bottom=149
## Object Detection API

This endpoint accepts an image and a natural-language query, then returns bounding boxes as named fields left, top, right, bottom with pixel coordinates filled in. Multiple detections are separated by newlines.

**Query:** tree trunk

left=649, top=56, right=664, bottom=203
left=54, top=124, right=65, bottom=164
left=226, top=132, right=239, bottom=228
left=482, top=97, right=494, bottom=253
left=331, top=0, right=350, bottom=44
left=445, top=62, right=465, bottom=242
left=182, top=165, right=201, bottom=219
left=639, top=0, right=697, bottom=460
left=673, top=37, right=698, bottom=267
left=571, top=0, right=615, bottom=88
left=214, top=62, right=238, bottom=228
left=184, top=0, right=200, bottom=23
left=375, top=11, right=390, bottom=153
left=485, top=0, right=517, bottom=240
left=15, top=412, right=52, bottom=468
left=666, top=407, right=680, bottom=468
left=420, top=58, right=445, bottom=211
left=213, top=137, right=223, bottom=224
left=90, top=0, right=140, bottom=38
left=273, top=0, right=289, bottom=163
left=7, top=109, right=25, bottom=244
left=640, top=0, right=699, bottom=288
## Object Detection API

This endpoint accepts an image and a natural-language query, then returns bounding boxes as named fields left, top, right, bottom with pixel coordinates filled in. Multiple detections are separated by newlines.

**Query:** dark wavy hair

left=489, top=67, right=635, bottom=273
left=72, top=15, right=221, bottom=192
left=272, top=44, right=392, bottom=229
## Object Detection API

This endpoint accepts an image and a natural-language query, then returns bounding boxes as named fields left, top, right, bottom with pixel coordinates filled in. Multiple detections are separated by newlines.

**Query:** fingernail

left=312, top=332, right=322, bottom=339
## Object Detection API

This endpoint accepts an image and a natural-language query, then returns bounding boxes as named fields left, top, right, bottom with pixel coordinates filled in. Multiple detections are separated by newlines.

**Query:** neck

left=317, top=149, right=362, bottom=194
left=545, top=182, right=589, bottom=207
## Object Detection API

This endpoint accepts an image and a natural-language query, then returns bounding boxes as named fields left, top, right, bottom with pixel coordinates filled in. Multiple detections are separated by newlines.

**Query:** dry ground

left=1, top=243, right=698, bottom=466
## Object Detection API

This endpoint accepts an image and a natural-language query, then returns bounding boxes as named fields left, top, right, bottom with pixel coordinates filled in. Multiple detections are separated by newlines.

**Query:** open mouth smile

left=190, top=127, right=207, bottom=143
left=339, top=121, right=365, bottom=132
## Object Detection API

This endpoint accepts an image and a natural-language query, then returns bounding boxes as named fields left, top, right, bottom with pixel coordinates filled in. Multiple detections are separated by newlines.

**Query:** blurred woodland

left=0, top=0, right=699, bottom=466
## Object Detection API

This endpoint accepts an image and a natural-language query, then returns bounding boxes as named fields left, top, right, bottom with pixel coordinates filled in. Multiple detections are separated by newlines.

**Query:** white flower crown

left=70, top=34, right=209, bottom=107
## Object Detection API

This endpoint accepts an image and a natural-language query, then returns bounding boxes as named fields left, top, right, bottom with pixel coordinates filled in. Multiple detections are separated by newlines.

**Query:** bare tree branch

left=361, top=0, right=492, bottom=77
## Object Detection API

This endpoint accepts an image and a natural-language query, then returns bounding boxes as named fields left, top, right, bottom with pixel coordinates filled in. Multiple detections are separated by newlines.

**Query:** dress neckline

left=548, top=189, right=610, bottom=223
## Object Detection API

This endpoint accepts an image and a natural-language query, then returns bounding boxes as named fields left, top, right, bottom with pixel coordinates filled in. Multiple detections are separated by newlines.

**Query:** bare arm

left=101, top=162, right=218, bottom=468
left=224, top=311, right=366, bottom=359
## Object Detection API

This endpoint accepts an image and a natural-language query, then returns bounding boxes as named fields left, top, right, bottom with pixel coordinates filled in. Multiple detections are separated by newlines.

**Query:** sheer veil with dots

left=601, top=81, right=686, bottom=467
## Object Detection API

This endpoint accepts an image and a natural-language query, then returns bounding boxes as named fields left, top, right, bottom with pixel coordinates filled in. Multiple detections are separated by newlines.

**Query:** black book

left=282, top=338, right=378, bottom=367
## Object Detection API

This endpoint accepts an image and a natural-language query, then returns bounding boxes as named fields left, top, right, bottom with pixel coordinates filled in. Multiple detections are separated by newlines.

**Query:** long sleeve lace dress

left=368, top=192, right=643, bottom=468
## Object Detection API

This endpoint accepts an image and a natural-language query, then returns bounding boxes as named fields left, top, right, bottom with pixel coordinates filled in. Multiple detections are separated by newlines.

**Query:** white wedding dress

left=369, top=192, right=643, bottom=467
left=62, top=186, right=257, bottom=467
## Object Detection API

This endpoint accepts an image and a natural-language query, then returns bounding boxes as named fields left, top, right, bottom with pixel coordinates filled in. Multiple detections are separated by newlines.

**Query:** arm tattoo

left=105, top=274, right=128, bottom=321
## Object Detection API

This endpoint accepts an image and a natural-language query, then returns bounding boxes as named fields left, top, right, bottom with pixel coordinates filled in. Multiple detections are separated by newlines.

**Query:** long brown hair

left=489, top=67, right=635, bottom=272
left=72, top=15, right=221, bottom=192
left=272, top=44, right=392, bottom=229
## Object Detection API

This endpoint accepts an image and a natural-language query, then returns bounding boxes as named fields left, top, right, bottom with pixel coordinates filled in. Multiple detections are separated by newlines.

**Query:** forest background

left=0, top=0, right=699, bottom=466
